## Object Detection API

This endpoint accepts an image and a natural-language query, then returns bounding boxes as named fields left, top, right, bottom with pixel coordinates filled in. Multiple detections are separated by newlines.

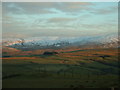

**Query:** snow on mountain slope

left=2, top=33, right=119, bottom=49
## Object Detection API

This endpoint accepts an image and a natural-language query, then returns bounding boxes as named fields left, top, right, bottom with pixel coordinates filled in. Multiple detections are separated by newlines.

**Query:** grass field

left=2, top=48, right=120, bottom=88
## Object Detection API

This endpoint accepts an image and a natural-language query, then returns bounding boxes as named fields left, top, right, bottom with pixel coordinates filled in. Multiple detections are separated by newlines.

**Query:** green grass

left=3, top=63, right=119, bottom=88
left=2, top=48, right=120, bottom=88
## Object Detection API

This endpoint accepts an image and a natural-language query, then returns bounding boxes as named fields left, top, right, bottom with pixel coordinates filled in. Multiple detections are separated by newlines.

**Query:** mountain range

left=2, top=33, right=119, bottom=51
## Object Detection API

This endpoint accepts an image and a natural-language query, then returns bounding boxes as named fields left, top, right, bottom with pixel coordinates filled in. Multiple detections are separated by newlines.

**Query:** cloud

left=2, top=2, right=94, bottom=15
left=3, top=32, right=28, bottom=38
left=2, top=2, right=56, bottom=15
left=55, top=2, right=94, bottom=13
left=90, top=6, right=117, bottom=15
left=80, top=23, right=118, bottom=33
left=2, top=2, right=118, bottom=39
left=47, top=17, right=76, bottom=23
left=2, top=3, right=25, bottom=14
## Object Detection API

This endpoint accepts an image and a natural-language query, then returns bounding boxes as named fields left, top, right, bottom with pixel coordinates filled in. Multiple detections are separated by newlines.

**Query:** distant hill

left=2, top=33, right=119, bottom=51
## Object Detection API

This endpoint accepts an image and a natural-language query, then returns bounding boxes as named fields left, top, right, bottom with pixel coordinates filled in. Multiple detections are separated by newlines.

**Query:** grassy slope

left=2, top=48, right=120, bottom=88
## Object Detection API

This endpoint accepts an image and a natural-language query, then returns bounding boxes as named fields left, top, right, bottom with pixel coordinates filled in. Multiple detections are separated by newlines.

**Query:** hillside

left=2, top=47, right=119, bottom=88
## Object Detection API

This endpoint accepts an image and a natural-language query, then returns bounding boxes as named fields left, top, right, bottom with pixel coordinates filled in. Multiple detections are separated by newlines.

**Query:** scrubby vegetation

left=2, top=48, right=120, bottom=88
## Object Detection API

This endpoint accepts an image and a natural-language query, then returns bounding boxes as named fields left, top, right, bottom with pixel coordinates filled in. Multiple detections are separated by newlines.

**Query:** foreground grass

left=2, top=48, right=119, bottom=88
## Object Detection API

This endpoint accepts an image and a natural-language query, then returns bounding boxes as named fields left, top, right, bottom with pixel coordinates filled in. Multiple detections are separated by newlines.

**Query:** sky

left=2, top=2, right=118, bottom=39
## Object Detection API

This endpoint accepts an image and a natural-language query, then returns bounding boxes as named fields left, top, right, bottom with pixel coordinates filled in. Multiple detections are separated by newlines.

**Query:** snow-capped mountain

left=2, top=33, right=119, bottom=50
